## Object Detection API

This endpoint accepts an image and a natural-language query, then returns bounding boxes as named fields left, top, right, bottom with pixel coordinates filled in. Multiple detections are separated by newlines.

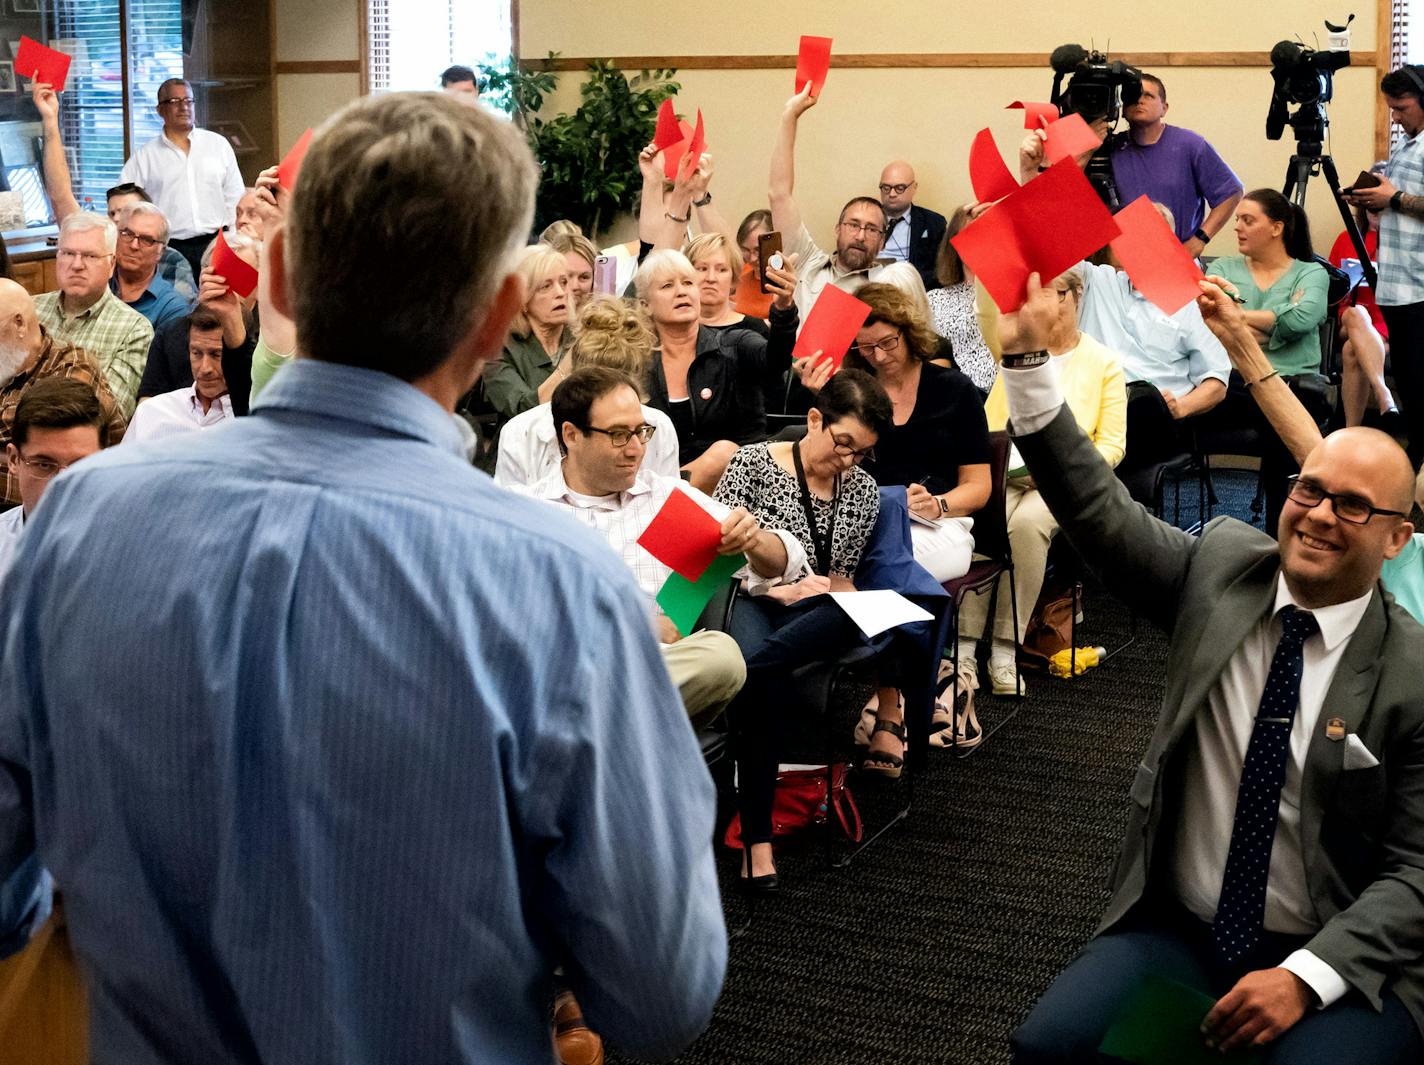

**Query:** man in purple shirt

left=1111, top=74, right=1244, bottom=257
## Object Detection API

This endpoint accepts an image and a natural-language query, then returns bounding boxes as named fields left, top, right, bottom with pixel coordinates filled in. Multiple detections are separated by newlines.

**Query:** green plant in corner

left=480, top=53, right=679, bottom=240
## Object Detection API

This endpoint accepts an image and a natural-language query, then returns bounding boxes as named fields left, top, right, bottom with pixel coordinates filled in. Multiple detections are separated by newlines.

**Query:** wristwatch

left=1391, top=190, right=1405, bottom=212
left=1000, top=349, right=1050, bottom=370
left=693, top=192, right=713, bottom=207
left=937, top=495, right=951, bottom=517
left=1192, top=227, right=1210, bottom=244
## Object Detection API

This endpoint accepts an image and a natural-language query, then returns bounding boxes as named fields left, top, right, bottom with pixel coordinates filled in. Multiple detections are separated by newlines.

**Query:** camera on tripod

left=1266, top=36, right=1351, bottom=147
left=1047, top=44, right=1143, bottom=208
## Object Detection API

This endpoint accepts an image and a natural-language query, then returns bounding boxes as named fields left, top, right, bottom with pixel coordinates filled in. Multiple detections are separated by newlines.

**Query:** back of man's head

left=286, top=92, right=535, bottom=381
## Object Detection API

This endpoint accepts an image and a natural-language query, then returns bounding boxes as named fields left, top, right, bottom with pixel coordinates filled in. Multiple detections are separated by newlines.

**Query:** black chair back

left=973, top=431, right=1014, bottom=566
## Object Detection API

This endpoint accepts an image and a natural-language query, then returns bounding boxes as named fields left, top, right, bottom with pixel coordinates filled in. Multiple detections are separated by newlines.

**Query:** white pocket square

left=1343, top=733, right=1380, bottom=771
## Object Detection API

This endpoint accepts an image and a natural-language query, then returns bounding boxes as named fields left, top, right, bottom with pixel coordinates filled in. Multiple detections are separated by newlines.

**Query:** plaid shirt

left=35, top=288, right=154, bottom=419
left=1378, top=131, right=1424, bottom=307
left=0, top=327, right=128, bottom=506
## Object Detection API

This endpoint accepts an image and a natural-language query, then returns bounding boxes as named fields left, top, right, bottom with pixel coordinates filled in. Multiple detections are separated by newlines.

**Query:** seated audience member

left=124, top=306, right=236, bottom=442
left=138, top=238, right=257, bottom=411
left=1205, top=189, right=1329, bottom=530
left=480, top=244, right=575, bottom=423
left=878, top=160, right=947, bottom=291
left=714, top=370, right=891, bottom=889
left=514, top=365, right=803, bottom=725
left=732, top=209, right=775, bottom=319
left=544, top=230, right=597, bottom=312
left=927, top=208, right=998, bottom=394
left=31, top=81, right=196, bottom=301
left=0, top=277, right=126, bottom=507
left=439, top=64, right=480, bottom=104
left=638, top=249, right=767, bottom=491
left=495, top=296, right=680, bottom=487
left=0, top=92, right=726, bottom=1063
left=961, top=269, right=1127, bottom=697
left=685, top=231, right=800, bottom=411
left=1, top=378, right=108, bottom=581
left=770, top=86, right=925, bottom=318
left=35, top=213, right=154, bottom=419
left=1330, top=198, right=1398, bottom=428
left=110, top=203, right=192, bottom=329
left=1197, top=277, right=1424, bottom=625
left=540, top=220, right=582, bottom=242
left=1008, top=274, right=1423, bottom=1065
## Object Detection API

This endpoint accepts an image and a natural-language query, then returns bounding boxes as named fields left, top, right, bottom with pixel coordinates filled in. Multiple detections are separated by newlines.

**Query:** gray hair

left=633, top=248, right=695, bottom=301
left=119, top=201, right=170, bottom=244
left=59, top=211, right=117, bottom=255
left=286, top=92, right=536, bottom=380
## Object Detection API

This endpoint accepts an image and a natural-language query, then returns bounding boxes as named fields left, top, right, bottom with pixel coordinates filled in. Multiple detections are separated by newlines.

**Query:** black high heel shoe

left=739, top=845, right=780, bottom=895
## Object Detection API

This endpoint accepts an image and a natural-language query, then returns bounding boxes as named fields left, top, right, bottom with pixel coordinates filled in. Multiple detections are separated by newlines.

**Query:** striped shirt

left=35, top=288, right=154, bottom=419
left=1378, top=130, right=1424, bottom=307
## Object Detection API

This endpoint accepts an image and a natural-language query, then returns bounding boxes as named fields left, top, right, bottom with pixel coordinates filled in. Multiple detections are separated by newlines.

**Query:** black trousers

left=168, top=232, right=220, bottom=280
left=1379, top=301, right=1424, bottom=467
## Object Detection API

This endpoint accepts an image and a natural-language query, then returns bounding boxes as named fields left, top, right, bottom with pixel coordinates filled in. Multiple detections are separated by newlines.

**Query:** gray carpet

left=607, top=470, right=1264, bottom=1065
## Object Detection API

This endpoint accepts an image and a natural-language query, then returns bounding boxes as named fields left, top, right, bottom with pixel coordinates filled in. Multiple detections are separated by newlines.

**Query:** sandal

left=861, top=718, right=906, bottom=779
left=852, top=695, right=878, bottom=747
left=954, top=689, right=983, bottom=750
left=930, top=662, right=980, bottom=749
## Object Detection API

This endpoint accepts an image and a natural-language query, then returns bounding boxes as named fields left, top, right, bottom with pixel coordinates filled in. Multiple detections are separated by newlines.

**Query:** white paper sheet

left=828, top=589, right=933, bottom=639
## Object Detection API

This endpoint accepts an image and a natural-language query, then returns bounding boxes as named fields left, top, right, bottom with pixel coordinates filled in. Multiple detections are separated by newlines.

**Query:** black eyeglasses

left=118, top=227, right=163, bottom=250
left=878, top=183, right=912, bottom=195
left=586, top=424, right=657, bottom=447
left=1285, top=475, right=1408, bottom=525
left=825, top=426, right=875, bottom=463
left=852, top=334, right=902, bottom=358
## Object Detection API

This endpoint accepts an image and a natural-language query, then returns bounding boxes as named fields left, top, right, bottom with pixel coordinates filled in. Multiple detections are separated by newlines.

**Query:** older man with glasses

left=108, top=202, right=191, bottom=329
left=120, top=78, right=244, bottom=277
left=769, top=85, right=925, bottom=321
left=34, top=213, right=153, bottom=418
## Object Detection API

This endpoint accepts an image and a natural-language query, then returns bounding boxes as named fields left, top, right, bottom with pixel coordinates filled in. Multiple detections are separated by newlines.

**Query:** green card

left=656, top=553, right=745, bottom=637
left=1099, top=975, right=1261, bottom=1065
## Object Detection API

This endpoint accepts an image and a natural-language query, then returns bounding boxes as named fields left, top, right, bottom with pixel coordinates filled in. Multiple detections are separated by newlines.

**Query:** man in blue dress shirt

left=0, top=92, right=726, bottom=1064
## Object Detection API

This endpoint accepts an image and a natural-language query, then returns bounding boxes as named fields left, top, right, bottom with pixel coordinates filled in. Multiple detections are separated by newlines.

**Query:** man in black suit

left=1005, top=275, right=1424, bottom=1063
left=878, top=161, right=946, bottom=291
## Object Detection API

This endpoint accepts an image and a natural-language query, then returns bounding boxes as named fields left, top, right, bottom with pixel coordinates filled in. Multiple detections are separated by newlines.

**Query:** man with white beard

left=0, top=278, right=126, bottom=509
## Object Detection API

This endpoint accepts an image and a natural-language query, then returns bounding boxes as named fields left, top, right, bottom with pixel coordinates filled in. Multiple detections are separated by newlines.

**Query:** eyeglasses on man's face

left=57, top=249, right=111, bottom=266
left=1285, top=475, right=1407, bottom=525
left=839, top=220, right=884, bottom=237
left=878, top=183, right=912, bottom=196
left=159, top=97, right=195, bottom=109
left=586, top=423, right=657, bottom=447
left=852, top=333, right=902, bottom=358
left=118, top=228, right=163, bottom=250
left=18, top=454, right=78, bottom=480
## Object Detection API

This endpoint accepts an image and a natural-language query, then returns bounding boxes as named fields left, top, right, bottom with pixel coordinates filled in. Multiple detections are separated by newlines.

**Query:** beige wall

left=272, top=0, right=363, bottom=152
left=522, top=0, right=1384, bottom=256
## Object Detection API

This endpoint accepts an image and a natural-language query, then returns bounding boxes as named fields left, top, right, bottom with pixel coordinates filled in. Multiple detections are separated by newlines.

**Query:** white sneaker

left=988, top=660, right=1025, bottom=697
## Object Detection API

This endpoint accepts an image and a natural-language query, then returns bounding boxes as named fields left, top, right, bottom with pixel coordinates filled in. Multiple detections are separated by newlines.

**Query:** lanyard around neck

left=791, top=440, right=841, bottom=577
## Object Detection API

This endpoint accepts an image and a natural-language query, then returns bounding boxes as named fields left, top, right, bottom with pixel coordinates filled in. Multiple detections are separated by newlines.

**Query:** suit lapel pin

left=1325, top=717, right=1346, bottom=742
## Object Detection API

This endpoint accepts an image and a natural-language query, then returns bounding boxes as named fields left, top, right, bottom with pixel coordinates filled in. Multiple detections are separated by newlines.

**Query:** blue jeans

left=1011, top=902, right=1422, bottom=1064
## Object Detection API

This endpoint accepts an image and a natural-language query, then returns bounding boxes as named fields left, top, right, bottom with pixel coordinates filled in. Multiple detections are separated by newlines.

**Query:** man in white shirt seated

left=1, top=377, right=107, bottom=582
left=120, top=78, right=243, bottom=277
left=511, top=366, right=807, bottom=726
left=124, top=306, right=235, bottom=443
left=495, top=295, right=679, bottom=487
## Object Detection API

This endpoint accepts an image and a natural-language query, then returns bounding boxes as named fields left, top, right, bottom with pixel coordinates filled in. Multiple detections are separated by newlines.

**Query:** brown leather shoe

left=553, top=990, right=604, bottom=1065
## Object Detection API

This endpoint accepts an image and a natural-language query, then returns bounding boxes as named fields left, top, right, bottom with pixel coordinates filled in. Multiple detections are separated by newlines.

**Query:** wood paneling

left=273, top=60, right=360, bottom=75
left=521, top=51, right=1277, bottom=72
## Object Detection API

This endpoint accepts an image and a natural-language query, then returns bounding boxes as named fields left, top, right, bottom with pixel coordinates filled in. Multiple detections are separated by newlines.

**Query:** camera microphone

left=1050, top=43, right=1089, bottom=74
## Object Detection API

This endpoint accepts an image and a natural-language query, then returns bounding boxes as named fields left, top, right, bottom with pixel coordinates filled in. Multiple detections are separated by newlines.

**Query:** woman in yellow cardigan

left=962, top=268, right=1128, bottom=696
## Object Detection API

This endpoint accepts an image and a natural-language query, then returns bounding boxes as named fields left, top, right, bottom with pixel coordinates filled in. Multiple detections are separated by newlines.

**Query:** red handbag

left=723, top=764, right=863, bottom=849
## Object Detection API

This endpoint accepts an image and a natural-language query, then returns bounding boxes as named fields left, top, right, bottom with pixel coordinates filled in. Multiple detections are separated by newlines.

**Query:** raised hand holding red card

left=795, top=36, right=833, bottom=97
left=1042, top=112, right=1103, bottom=165
left=15, top=37, right=72, bottom=92
left=210, top=231, right=259, bottom=299
left=1007, top=100, right=1059, bottom=130
left=1110, top=196, right=1206, bottom=316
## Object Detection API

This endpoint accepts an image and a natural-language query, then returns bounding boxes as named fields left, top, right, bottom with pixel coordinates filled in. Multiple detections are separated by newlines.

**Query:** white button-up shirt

left=120, top=128, right=243, bottom=240
left=125, top=385, right=235, bottom=443
left=493, top=401, right=681, bottom=488
left=0, top=504, right=22, bottom=584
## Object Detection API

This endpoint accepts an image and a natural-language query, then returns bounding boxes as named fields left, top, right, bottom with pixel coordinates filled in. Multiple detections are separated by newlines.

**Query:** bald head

left=879, top=160, right=918, bottom=216
left=1310, top=428, right=1416, bottom=513
left=0, top=278, right=40, bottom=355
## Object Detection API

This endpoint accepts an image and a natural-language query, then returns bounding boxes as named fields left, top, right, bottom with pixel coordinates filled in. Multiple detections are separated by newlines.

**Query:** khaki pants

left=661, top=630, right=746, bottom=729
left=959, top=482, right=1058, bottom=645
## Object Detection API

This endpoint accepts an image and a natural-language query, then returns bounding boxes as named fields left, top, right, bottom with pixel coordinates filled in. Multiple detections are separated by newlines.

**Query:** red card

left=15, top=37, right=72, bottom=92
left=1110, top=195, right=1206, bottom=316
left=211, top=231, right=259, bottom=299
left=661, top=118, right=695, bottom=180
left=685, top=110, right=706, bottom=167
left=653, top=98, right=682, bottom=151
left=637, top=486, right=725, bottom=582
left=1007, top=100, right=1059, bottom=130
left=795, top=35, right=833, bottom=97
left=277, top=128, right=313, bottom=192
left=1042, top=112, right=1103, bottom=166
left=951, top=160, right=1120, bottom=312
left=969, top=128, right=1019, bottom=203
left=792, top=284, right=873, bottom=371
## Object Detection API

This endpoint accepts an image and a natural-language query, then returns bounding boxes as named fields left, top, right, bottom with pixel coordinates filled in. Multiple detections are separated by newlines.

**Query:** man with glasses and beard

left=0, top=277, right=126, bottom=509
left=769, top=85, right=925, bottom=321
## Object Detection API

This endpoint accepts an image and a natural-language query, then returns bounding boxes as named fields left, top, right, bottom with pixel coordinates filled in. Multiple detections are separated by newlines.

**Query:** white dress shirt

left=510, top=466, right=806, bottom=610
left=120, top=128, right=243, bottom=240
left=494, top=402, right=680, bottom=488
left=999, top=357, right=1353, bottom=1008
left=125, top=385, right=235, bottom=444
left=0, top=504, right=22, bottom=584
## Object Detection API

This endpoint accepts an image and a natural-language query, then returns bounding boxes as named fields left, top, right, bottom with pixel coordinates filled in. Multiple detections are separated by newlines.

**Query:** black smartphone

left=758, top=231, right=782, bottom=293
left=1343, top=170, right=1382, bottom=195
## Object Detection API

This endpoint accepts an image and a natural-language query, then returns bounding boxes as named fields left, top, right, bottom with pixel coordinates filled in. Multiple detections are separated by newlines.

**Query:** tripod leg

left=1320, top=156, right=1377, bottom=290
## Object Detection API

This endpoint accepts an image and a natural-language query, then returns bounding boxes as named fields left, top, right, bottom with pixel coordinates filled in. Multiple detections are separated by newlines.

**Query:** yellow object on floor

left=1048, top=646, right=1107, bottom=678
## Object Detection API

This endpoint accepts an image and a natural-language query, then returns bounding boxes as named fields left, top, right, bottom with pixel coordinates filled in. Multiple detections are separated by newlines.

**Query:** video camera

left=1049, top=44, right=1143, bottom=125
left=1266, top=16, right=1353, bottom=148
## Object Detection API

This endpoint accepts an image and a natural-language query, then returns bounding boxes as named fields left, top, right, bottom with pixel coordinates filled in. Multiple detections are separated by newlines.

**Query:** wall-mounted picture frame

left=0, top=63, right=16, bottom=94
left=11, top=0, right=41, bottom=14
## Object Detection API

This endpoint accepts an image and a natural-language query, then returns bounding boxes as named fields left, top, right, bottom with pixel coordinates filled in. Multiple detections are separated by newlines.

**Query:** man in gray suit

left=1004, top=274, right=1424, bottom=1063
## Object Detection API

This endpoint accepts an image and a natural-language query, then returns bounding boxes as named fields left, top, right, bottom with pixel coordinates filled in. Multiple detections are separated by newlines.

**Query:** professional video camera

left=1048, top=44, right=1143, bottom=208
left=1266, top=35, right=1351, bottom=147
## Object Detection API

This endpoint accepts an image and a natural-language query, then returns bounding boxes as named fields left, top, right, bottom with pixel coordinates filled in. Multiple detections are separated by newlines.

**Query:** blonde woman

left=481, top=244, right=576, bottom=420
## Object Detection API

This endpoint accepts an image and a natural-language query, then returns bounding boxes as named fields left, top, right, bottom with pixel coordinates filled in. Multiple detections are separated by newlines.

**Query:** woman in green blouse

left=1209, top=188, right=1328, bottom=378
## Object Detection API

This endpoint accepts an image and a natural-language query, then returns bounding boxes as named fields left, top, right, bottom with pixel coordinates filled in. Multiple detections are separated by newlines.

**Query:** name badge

left=1325, top=717, right=1346, bottom=742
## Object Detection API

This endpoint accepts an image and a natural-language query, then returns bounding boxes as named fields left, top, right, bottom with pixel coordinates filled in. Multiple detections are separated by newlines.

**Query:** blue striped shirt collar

left=251, top=358, right=467, bottom=457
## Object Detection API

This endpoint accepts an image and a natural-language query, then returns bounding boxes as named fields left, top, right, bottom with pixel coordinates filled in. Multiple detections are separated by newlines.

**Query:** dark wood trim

left=1376, top=0, right=1393, bottom=161
left=510, top=0, right=520, bottom=64
left=119, top=0, right=132, bottom=158
left=273, top=60, right=362, bottom=75
left=269, top=0, right=279, bottom=151
left=520, top=50, right=1276, bottom=73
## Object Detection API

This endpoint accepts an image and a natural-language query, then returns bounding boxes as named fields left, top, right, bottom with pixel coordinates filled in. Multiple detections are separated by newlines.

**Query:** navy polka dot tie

left=1213, top=605, right=1319, bottom=966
